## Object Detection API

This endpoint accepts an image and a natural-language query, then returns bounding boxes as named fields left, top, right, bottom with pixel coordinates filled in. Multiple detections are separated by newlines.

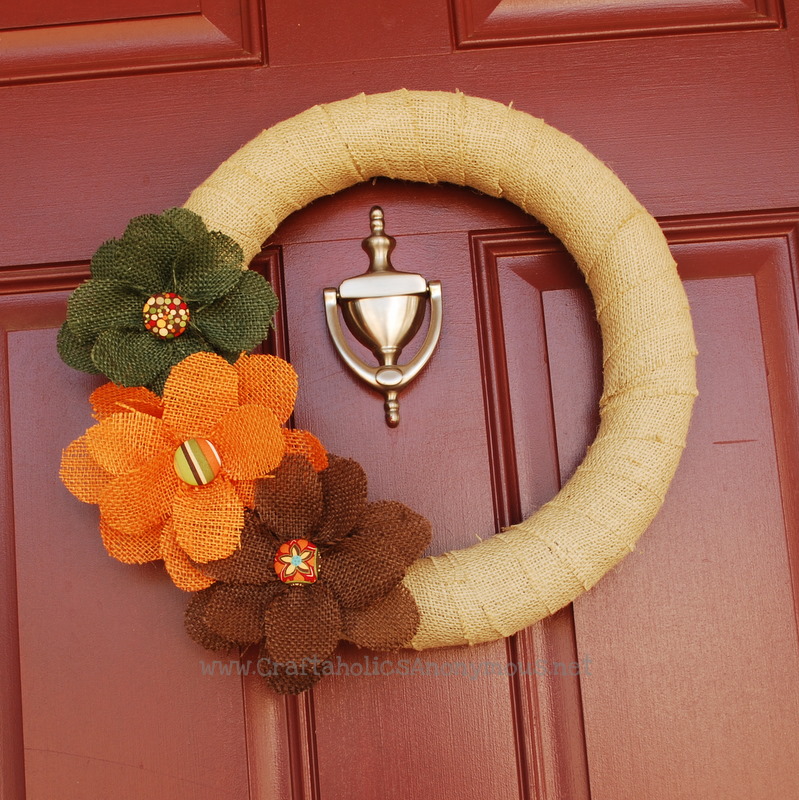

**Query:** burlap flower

left=184, top=454, right=431, bottom=694
left=60, top=352, right=327, bottom=590
left=57, top=208, right=278, bottom=393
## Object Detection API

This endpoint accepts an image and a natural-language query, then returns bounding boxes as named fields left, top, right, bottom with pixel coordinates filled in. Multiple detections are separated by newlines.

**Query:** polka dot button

left=143, top=293, right=190, bottom=339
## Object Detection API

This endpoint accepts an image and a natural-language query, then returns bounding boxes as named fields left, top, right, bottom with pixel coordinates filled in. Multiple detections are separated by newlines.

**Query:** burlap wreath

left=180, top=89, right=698, bottom=651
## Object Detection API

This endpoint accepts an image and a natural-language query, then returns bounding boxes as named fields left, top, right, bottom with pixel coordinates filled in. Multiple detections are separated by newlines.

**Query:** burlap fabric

left=185, top=454, right=430, bottom=693
left=57, top=208, right=278, bottom=393
left=184, top=89, right=698, bottom=650
left=59, top=352, right=328, bottom=590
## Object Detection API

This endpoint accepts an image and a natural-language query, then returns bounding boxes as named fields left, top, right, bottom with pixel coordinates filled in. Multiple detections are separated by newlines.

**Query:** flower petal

left=236, top=479, right=256, bottom=509
left=98, top=451, right=180, bottom=536
left=341, top=584, right=420, bottom=650
left=90, top=382, right=164, bottom=420
left=254, top=454, right=323, bottom=540
left=65, top=278, right=143, bottom=340
left=212, top=405, right=285, bottom=481
left=160, top=521, right=215, bottom=592
left=235, top=353, right=297, bottom=424
left=92, top=328, right=210, bottom=388
left=204, top=584, right=282, bottom=645
left=358, top=500, right=432, bottom=565
left=322, top=525, right=409, bottom=611
left=173, top=233, right=243, bottom=302
left=104, top=213, right=186, bottom=292
left=199, top=512, right=279, bottom=584
left=283, top=430, right=328, bottom=472
left=193, top=270, right=277, bottom=353
left=320, top=501, right=430, bottom=610
left=57, top=323, right=101, bottom=374
left=184, top=587, right=238, bottom=652
left=86, top=411, right=174, bottom=475
left=89, top=239, right=122, bottom=279
left=314, top=455, right=367, bottom=546
left=162, top=207, right=208, bottom=242
left=60, top=435, right=113, bottom=503
left=172, top=477, right=244, bottom=563
left=258, top=642, right=328, bottom=695
left=263, top=583, right=341, bottom=667
left=99, top=517, right=162, bottom=564
left=162, top=352, right=239, bottom=438
left=146, top=366, right=171, bottom=397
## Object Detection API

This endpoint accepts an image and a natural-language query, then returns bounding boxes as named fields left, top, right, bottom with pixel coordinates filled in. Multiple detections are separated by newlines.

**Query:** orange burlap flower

left=60, top=351, right=327, bottom=591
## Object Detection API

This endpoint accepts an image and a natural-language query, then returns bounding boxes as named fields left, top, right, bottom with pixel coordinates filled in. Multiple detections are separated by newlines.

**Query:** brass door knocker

left=323, top=207, right=443, bottom=427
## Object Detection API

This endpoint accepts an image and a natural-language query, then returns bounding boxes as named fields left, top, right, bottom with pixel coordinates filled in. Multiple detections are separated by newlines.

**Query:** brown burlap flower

left=184, top=453, right=431, bottom=694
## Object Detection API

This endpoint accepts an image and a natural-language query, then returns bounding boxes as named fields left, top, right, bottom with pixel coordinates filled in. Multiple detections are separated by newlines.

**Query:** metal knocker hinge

left=323, top=206, right=443, bottom=427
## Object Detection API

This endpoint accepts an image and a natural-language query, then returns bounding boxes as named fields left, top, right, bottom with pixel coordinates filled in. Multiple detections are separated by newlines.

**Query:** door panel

left=282, top=216, right=526, bottom=800
left=4, top=1, right=799, bottom=797
left=0, top=0, right=263, bottom=86
left=498, top=221, right=799, bottom=799
left=451, top=0, right=783, bottom=47
left=1, top=297, right=253, bottom=800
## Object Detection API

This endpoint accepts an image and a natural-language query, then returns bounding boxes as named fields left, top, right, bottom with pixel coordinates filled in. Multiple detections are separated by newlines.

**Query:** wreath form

left=178, top=89, right=698, bottom=651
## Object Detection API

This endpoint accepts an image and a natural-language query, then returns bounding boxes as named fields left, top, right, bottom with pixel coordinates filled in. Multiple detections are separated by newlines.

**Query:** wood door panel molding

left=472, top=227, right=593, bottom=800
left=7, top=33, right=798, bottom=270
left=470, top=209, right=799, bottom=797
left=277, top=230, right=525, bottom=799
left=0, top=255, right=291, bottom=799
left=451, top=0, right=783, bottom=48
left=0, top=261, right=90, bottom=297
left=265, top=0, right=451, bottom=67
left=0, top=0, right=200, bottom=32
left=0, top=332, right=25, bottom=800
left=245, top=247, right=322, bottom=800
left=0, top=0, right=265, bottom=87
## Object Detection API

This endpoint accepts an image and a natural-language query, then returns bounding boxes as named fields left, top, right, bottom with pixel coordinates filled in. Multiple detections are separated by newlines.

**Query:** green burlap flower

left=58, top=208, right=278, bottom=393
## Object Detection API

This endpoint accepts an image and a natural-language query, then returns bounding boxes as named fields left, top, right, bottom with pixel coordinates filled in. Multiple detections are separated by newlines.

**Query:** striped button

left=173, top=439, right=222, bottom=486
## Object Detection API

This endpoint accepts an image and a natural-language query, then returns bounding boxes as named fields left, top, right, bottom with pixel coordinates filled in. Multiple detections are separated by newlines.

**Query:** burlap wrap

left=184, top=89, right=698, bottom=651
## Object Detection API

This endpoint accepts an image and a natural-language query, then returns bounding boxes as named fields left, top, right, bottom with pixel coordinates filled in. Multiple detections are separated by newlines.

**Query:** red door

left=3, top=1, right=799, bottom=798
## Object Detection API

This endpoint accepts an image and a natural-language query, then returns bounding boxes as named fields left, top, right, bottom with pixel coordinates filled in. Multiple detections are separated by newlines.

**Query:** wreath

left=59, top=90, right=697, bottom=694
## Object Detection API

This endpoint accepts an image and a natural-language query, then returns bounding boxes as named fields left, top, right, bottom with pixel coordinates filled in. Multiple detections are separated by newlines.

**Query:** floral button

left=143, top=292, right=190, bottom=339
left=274, top=539, right=319, bottom=584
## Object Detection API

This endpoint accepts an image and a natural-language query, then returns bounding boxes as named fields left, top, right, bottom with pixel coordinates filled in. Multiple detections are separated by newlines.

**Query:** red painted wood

left=474, top=228, right=594, bottom=799
left=0, top=323, right=26, bottom=800
left=1, top=294, right=256, bottom=798
left=3, top=29, right=799, bottom=264
left=5, top=0, right=799, bottom=797
left=283, top=227, right=524, bottom=799
left=265, top=0, right=451, bottom=67
left=494, top=219, right=799, bottom=798
left=0, top=0, right=200, bottom=31
left=0, top=0, right=264, bottom=86
left=451, top=0, right=782, bottom=47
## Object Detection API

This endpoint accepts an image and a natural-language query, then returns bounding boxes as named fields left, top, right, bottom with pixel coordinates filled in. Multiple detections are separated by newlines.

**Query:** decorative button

left=143, top=292, right=190, bottom=339
left=173, top=439, right=222, bottom=486
left=274, top=539, right=319, bottom=584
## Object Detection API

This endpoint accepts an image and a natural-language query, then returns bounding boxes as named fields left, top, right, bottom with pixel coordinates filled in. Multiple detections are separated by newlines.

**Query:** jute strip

left=184, top=89, right=697, bottom=650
